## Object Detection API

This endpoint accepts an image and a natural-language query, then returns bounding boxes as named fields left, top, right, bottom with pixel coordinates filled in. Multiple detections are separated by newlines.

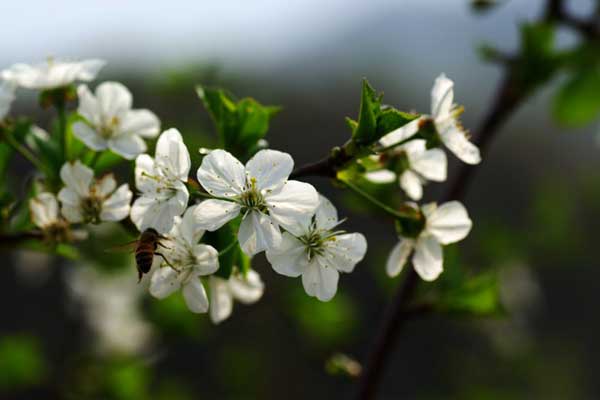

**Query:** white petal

left=245, top=149, right=293, bottom=191
left=61, top=205, right=83, bottom=223
left=155, top=128, right=191, bottom=181
left=314, top=195, right=339, bottom=231
left=364, top=170, right=397, bottom=184
left=400, top=170, right=423, bottom=201
left=196, top=149, right=246, bottom=198
left=410, top=148, right=447, bottom=182
left=182, top=279, right=209, bottom=313
left=130, top=189, right=189, bottom=234
left=266, top=180, right=319, bottom=231
left=302, top=260, right=339, bottom=302
left=385, top=238, right=415, bottom=277
left=118, top=109, right=160, bottom=138
left=265, top=232, right=307, bottom=277
left=209, top=276, right=233, bottom=324
left=431, top=73, right=454, bottom=119
left=413, top=235, right=443, bottom=281
left=134, top=154, right=160, bottom=194
left=29, top=193, right=59, bottom=229
left=378, top=117, right=422, bottom=148
left=229, top=270, right=264, bottom=304
left=72, top=122, right=107, bottom=151
left=108, top=134, right=147, bottom=160
left=439, top=123, right=481, bottom=165
left=95, top=174, right=117, bottom=197
left=193, top=199, right=241, bottom=231
left=179, top=205, right=205, bottom=245
left=77, top=59, right=106, bottom=81
left=149, top=267, right=181, bottom=299
left=238, top=211, right=281, bottom=256
left=60, top=160, right=93, bottom=197
left=426, top=201, right=473, bottom=245
left=192, top=244, right=219, bottom=275
left=76, top=84, right=100, bottom=125
left=100, top=184, right=132, bottom=221
left=321, top=232, right=367, bottom=273
left=96, top=81, right=132, bottom=119
left=57, top=187, right=80, bottom=206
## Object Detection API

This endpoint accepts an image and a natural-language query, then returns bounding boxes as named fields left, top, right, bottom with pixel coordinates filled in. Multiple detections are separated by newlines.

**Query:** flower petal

left=77, top=59, right=106, bottom=81
left=149, top=267, right=181, bottom=299
left=134, top=154, right=160, bottom=194
left=95, top=174, right=117, bottom=197
left=182, top=278, right=209, bottom=313
left=238, top=211, right=281, bottom=256
left=245, top=149, right=293, bottom=191
left=400, top=170, right=423, bottom=201
left=378, top=117, right=422, bottom=148
left=439, top=123, right=481, bottom=165
left=266, top=180, right=319, bottom=231
left=193, top=199, right=241, bottom=231
left=60, top=160, right=93, bottom=197
left=431, top=73, right=454, bottom=119
left=130, top=189, right=189, bottom=234
left=321, top=232, right=367, bottom=273
left=229, top=270, right=264, bottom=304
left=108, top=134, right=147, bottom=160
left=209, top=276, right=233, bottom=324
left=72, top=122, right=108, bottom=151
left=314, top=194, right=339, bottom=231
left=413, top=235, right=443, bottom=281
left=155, top=128, right=191, bottom=181
left=29, top=193, right=59, bottom=228
left=410, top=148, right=447, bottom=182
left=385, top=238, right=415, bottom=277
left=196, top=149, right=246, bottom=198
left=57, top=187, right=80, bottom=207
left=265, top=232, right=307, bottom=277
left=426, top=201, right=473, bottom=245
left=192, top=244, right=219, bottom=275
left=118, top=109, right=160, bottom=138
left=178, top=205, right=205, bottom=245
left=100, top=184, right=132, bottom=221
left=364, top=169, right=397, bottom=184
left=302, top=260, right=339, bottom=302
left=76, top=84, right=100, bottom=125
left=96, top=81, right=132, bottom=119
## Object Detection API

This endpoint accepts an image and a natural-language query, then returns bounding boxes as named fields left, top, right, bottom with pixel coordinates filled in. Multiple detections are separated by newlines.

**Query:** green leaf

left=514, top=23, right=559, bottom=93
left=352, top=79, right=382, bottom=145
left=553, top=67, right=600, bottom=127
left=196, top=85, right=280, bottom=160
left=375, top=107, right=420, bottom=138
left=202, top=218, right=246, bottom=279
left=437, top=273, right=503, bottom=316
left=0, top=335, right=46, bottom=390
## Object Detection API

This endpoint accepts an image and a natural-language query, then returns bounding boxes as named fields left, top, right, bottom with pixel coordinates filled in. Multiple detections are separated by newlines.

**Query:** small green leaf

left=553, top=67, right=600, bottom=127
left=352, top=79, right=382, bottom=145
left=375, top=108, right=420, bottom=138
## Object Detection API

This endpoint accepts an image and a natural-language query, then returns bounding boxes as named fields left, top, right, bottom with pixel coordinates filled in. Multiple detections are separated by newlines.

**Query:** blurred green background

left=1, top=0, right=600, bottom=399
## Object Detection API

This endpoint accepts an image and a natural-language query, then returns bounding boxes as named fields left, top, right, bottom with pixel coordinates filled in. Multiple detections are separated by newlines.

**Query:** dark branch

left=0, top=230, right=44, bottom=247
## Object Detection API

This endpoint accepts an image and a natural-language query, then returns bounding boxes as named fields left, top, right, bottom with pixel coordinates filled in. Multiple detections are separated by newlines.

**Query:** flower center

left=299, top=223, right=343, bottom=261
left=99, top=116, right=120, bottom=139
left=80, top=195, right=104, bottom=224
left=239, top=178, right=268, bottom=213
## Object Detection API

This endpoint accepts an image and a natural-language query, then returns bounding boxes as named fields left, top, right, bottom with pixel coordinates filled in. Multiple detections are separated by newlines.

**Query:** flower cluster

left=2, top=56, right=478, bottom=324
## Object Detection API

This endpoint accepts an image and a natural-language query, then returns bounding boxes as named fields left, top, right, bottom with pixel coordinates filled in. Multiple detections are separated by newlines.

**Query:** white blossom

left=379, top=74, right=481, bottom=165
left=149, top=206, right=219, bottom=313
left=130, top=128, right=191, bottom=234
left=29, top=192, right=61, bottom=230
left=365, top=139, right=447, bottom=200
left=1, top=58, right=105, bottom=90
left=0, top=80, right=16, bottom=120
left=209, top=269, right=264, bottom=324
left=72, top=82, right=160, bottom=159
left=266, top=195, right=367, bottom=301
left=194, top=149, right=319, bottom=256
left=386, top=201, right=472, bottom=281
left=58, top=160, right=132, bottom=224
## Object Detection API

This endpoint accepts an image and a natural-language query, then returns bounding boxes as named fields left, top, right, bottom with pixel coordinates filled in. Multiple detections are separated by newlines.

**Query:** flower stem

left=3, top=131, right=46, bottom=172
left=55, top=101, right=67, bottom=161
left=89, top=151, right=101, bottom=168
left=340, top=179, right=416, bottom=220
left=218, top=240, right=238, bottom=257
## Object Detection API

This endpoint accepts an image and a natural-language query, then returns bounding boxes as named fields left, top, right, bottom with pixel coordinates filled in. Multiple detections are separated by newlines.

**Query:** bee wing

left=105, top=240, right=138, bottom=253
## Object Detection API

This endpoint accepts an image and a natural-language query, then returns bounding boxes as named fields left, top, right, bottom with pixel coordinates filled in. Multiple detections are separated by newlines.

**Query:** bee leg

left=156, top=252, right=179, bottom=272
left=157, top=242, right=172, bottom=250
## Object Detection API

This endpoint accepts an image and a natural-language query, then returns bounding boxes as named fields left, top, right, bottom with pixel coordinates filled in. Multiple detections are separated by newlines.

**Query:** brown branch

left=0, top=230, right=44, bottom=247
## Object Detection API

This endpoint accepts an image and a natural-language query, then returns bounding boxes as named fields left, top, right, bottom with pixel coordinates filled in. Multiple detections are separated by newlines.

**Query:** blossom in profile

left=1, top=58, right=105, bottom=90
left=386, top=201, right=473, bottom=281
left=130, top=128, right=190, bottom=234
left=73, top=81, right=160, bottom=159
left=266, top=195, right=367, bottom=301
left=194, top=149, right=319, bottom=256
left=58, top=160, right=132, bottom=224
left=149, top=206, right=219, bottom=313
left=379, top=73, right=481, bottom=165
left=209, top=269, right=264, bottom=324
left=365, top=139, right=447, bottom=200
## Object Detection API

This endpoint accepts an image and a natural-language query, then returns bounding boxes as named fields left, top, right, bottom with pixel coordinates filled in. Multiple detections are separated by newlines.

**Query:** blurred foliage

left=0, top=335, right=46, bottom=391
left=147, top=291, right=207, bottom=339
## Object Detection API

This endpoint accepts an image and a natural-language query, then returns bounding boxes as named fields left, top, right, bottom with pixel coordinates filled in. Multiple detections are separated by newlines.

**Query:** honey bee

left=112, top=228, right=173, bottom=282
